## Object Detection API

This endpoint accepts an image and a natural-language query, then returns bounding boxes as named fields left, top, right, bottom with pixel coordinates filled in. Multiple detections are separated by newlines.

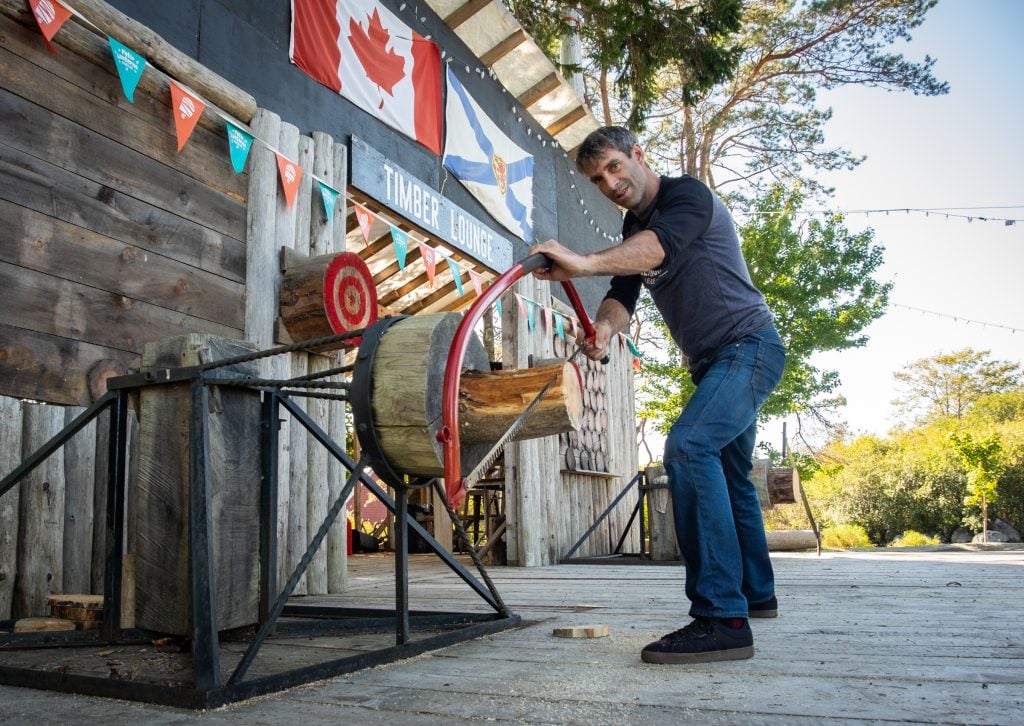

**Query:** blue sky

left=780, top=0, right=1024, bottom=443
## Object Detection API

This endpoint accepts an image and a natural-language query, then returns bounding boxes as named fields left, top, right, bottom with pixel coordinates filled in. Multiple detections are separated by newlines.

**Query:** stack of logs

left=553, top=335, right=609, bottom=473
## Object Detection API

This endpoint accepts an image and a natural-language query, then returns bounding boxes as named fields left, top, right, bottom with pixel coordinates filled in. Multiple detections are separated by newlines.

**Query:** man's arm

left=529, top=231, right=664, bottom=281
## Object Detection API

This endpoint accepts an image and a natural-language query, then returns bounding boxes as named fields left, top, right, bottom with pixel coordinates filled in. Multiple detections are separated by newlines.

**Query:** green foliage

left=821, top=523, right=871, bottom=549
left=635, top=184, right=891, bottom=432
left=503, top=0, right=744, bottom=130
left=890, top=530, right=939, bottom=547
left=893, top=349, right=1022, bottom=425
left=805, top=389, right=1024, bottom=544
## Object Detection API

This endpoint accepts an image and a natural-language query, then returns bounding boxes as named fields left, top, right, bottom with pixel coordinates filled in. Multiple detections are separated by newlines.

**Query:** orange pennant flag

left=275, top=152, right=303, bottom=207
left=169, top=81, right=206, bottom=152
left=418, top=242, right=436, bottom=287
left=354, top=204, right=375, bottom=243
left=28, top=0, right=73, bottom=50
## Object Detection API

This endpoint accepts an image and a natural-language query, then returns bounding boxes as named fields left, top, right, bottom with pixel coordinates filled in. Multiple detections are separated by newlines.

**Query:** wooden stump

left=132, top=334, right=261, bottom=635
left=767, top=467, right=799, bottom=505
left=48, top=593, right=103, bottom=630
left=645, top=464, right=679, bottom=561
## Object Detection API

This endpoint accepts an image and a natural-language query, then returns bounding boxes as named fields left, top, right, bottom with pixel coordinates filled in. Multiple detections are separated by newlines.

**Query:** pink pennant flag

left=570, top=317, right=578, bottom=340
left=275, top=152, right=303, bottom=207
left=169, top=81, right=206, bottom=152
left=515, top=293, right=527, bottom=321
left=468, top=269, right=483, bottom=297
left=28, top=0, right=72, bottom=50
left=418, top=242, right=436, bottom=287
left=354, top=203, right=375, bottom=243
left=542, top=306, right=552, bottom=332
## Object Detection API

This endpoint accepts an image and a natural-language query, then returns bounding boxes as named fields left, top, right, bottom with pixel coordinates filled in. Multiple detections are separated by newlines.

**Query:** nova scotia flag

left=443, top=67, right=534, bottom=242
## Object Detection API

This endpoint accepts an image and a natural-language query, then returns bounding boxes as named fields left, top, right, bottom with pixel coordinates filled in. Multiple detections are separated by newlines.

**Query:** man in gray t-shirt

left=531, top=126, right=786, bottom=665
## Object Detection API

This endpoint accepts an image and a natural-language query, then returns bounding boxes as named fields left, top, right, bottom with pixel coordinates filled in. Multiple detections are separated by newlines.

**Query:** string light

left=736, top=206, right=1023, bottom=225
left=893, top=304, right=1022, bottom=334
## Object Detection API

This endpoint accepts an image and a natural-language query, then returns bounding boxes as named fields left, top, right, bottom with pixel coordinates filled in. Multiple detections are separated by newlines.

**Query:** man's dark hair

left=575, top=126, right=638, bottom=172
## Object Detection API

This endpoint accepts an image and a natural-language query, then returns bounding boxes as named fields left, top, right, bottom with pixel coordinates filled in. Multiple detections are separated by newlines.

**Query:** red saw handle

left=438, top=253, right=602, bottom=507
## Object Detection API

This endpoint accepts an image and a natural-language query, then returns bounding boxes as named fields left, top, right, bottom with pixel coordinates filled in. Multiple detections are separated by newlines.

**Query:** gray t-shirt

left=603, top=175, right=774, bottom=370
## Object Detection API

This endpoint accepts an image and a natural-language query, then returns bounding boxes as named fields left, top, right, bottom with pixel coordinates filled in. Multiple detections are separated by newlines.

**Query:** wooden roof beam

left=480, top=28, right=528, bottom=67
left=444, top=0, right=493, bottom=29
left=546, top=105, right=588, bottom=137
left=517, top=72, right=561, bottom=109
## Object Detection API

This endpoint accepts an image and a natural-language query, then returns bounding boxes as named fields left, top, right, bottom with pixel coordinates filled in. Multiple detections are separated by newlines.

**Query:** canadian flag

left=290, top=0, right=442, bottom=155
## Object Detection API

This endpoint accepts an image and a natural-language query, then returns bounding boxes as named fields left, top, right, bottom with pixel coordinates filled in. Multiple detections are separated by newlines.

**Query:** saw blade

left=461, top=345, right=583, bottom=491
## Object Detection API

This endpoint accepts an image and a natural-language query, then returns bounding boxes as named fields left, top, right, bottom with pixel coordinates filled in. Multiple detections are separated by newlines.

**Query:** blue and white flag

left=443, top=67, right=534, bottom=243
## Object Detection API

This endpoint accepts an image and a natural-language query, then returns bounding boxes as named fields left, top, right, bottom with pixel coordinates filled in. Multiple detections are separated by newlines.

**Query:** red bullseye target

left=324, top=252, right=377, bottom=340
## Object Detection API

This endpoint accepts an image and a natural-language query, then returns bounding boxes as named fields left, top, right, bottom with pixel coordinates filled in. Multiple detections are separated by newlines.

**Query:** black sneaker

left=748, top=595, right=778, bottom=618
left=640, top=617, right=754, bottom=664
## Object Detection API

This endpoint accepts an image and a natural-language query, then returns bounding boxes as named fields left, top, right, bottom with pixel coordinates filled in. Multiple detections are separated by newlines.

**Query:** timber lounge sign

left=350, top=137, right=514, bottom=273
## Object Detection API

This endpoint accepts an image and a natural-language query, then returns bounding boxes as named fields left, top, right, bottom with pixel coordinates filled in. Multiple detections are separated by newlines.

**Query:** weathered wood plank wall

left=0, top=10, right=247, bottom=406
left=502, top=279, right=641, bottom=566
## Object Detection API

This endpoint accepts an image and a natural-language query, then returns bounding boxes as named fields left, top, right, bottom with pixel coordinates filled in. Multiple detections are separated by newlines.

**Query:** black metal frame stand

left=0, top=334, right=519, bottom=709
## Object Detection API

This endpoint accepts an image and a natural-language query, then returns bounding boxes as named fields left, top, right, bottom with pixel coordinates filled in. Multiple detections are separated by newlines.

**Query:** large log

left=459, top=361, right=583, bottom=444
left=364, top=313, right=489, bottom=478
left=767, top=467, right=799, bottom=505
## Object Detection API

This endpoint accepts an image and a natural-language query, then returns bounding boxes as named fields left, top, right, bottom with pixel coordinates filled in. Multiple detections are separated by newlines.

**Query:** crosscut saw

left=437, top=253, right=608, bottom=508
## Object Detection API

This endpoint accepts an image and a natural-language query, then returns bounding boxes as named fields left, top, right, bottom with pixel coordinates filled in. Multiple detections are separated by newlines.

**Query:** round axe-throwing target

left=324, top=252, right=377, bottom=337
left=279, top=251, right=377, bottom=347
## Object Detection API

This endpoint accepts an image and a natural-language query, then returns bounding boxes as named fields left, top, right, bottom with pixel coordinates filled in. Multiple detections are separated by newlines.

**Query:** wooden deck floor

left=2, top=546, right=1022, bottom=724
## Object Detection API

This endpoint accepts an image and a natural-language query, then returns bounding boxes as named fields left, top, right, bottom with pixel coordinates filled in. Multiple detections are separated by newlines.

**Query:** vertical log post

left=0, top=396, right=23, bottom=618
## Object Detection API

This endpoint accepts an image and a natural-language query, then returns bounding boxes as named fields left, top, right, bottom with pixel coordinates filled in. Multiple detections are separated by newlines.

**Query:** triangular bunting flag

left=28, top=0, right=72, bottom=49
left=169, top=81, right=206, bottom=152
left=542, top=306, right=552, bottom=332
left=390, top=227, right=408, bottom=270
left=445, top=256, right=464, bottom=295
left=554, top=311, right=565, bottom=340
left=515, top=293, right=527, bottom=321
left=108, top=37, right=146, bottom=102
left=526, top=299, right=536, bottom=331
left=570, top=317, right=578, bottom=340
left=419, top=243, right=436, bottom=287
left=633, top=356, right=643, bottom=372
left=468, top=269, right=483, bottom=298
left=225, top=121, right=254, bottom=173
left=625, top=336, right=642, bottom=358
left=354, top=204, right=375, bottom=243
left=319, top=181, right=339, bottom=218
left=275, top=152, right=303, bottom=207
left=494, top=289, right=502, bottom=317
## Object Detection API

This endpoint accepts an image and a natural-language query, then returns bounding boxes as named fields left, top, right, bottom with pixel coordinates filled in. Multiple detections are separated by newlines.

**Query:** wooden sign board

left=350, top=136, right=514, bottom=273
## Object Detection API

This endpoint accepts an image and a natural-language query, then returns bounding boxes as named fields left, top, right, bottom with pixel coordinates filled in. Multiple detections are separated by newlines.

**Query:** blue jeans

left=663, top=326, right=786, bottom=619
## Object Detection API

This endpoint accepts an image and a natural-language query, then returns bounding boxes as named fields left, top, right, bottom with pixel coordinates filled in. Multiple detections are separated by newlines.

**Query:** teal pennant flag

left=319, top=182, right=339, bottom=218
left=390, top=227, right=408, bottom=270
left=526, top=299, right=536, bottom=331
left=108, top=37, right=146, bottom=102
left=554, top=311, right=565, bottom=340
left=225, top=121, right=254, bottom=174
left=445, top=257, right=464, bottom=295
left=625, top=336, right=642, bottom=358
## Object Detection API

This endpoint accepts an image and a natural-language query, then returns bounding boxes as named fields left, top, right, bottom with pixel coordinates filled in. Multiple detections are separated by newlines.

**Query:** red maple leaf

left=348, top=9, right=406, bottom=108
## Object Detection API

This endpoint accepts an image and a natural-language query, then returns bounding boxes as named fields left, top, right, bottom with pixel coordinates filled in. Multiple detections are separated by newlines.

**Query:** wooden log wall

left=244, top=112, right=350, bottom=596
left=501, top=278, right=640, bottom=566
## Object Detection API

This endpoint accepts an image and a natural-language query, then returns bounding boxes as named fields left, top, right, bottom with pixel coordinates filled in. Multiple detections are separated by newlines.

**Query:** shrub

left=821, top=524, right=872, bottom=549
left=890, top=530, right=939, bottom=547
